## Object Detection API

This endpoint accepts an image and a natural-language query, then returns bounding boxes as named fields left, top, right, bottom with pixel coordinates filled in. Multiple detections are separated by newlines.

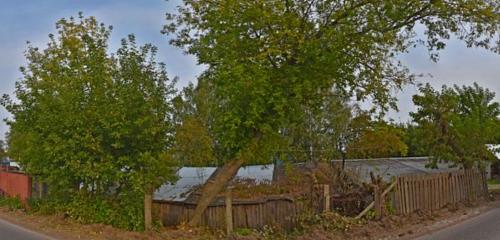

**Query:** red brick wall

left=0, top=171, right=32, bottom=202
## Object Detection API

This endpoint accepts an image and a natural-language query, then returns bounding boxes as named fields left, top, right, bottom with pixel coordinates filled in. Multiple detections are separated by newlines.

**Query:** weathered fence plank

left=394, top=169, right=488, bottom=215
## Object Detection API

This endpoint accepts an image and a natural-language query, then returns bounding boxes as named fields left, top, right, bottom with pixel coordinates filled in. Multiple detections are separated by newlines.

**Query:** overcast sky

left=0, top=0, right=499, bottom=138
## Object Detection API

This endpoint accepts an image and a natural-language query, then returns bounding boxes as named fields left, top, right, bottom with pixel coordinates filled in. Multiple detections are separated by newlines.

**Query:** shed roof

left=487, top=144, right=500, bottom=159
left=154, top=157, right=459, bottom=201
left=334, top=157, right=458, bottom=181
left=154, top=164, right=274, bottom=201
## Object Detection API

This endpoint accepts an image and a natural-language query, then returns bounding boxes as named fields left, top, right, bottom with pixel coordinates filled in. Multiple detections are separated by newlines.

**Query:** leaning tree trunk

left=188, top=158, right=245, bottom=227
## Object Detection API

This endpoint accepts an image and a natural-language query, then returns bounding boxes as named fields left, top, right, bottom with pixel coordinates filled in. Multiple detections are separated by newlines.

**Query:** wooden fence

left=154, top=169, right=489, bottom=230
left=154, top=196, right=308, bottom=230
left=0, top=170, right=32, bottom=203
left=394, top=169, right=488, bottom=215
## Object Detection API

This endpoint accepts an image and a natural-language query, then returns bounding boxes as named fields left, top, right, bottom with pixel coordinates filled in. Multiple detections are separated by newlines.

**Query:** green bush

left=235, top=228, right=253, bottom=236
left=28, top=197, right=60, bottom=215
left=0, top=196, right=24, bottom=210
left=296, top=211, right=358, bottom=233
left=29, top=191, right=145, bottom=231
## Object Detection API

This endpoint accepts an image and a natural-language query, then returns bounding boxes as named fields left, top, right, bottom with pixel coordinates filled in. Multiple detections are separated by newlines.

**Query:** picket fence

left=394, top=169, right=488, bottom=215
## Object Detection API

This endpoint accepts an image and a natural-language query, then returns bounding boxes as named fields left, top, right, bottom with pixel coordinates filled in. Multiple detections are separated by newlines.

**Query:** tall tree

left=164, top=0, right=500, bottom=225
left=112, top=35, right=178, bottom=230
left=0, top=140, right=6, bottom=160
left=411, top=83, right=500, bottom=168
left=172, top=80, right=217, bottom=166
left=286, top=92, right=359, bottom=163
left=347, top=122, right=408, bottom=159
left=2, top=15, right=177, bottom=230
left=400, top=123, right=429, bottom=157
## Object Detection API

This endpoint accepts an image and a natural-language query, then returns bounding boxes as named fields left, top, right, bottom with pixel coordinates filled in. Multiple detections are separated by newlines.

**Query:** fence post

left=481, top=170, right=489, bottom=200
left=323, top=184, right=330, bottom=213
left=374, top=184, right=383, bottom=219
left=37, top=177, right=43, bottom=199
left=144, top=192, right=152, bottom=231
left=225, top=186, right=234, bottom=235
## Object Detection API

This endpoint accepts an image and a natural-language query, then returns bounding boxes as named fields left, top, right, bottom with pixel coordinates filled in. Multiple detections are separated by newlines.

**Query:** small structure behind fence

left=394, top=169, right=488, bottom=215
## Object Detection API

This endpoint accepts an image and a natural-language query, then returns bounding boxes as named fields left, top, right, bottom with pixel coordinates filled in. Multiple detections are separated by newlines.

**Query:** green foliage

left=0, top=140, right=6, bottom=160
left=256, top=225, right=286, bottom=240
left=234, top=228, right=253, bottom=236
left=488, top=178, right=500, bottom=185
left=28, top=198, right=59, bottom=215
left=400, top=123, right=430, bottom=157
left=172, top=82, right=217, bottom=166
left=29, top=191, right=145, bottom=230
left=67, top=192, right=144, bottom=230
left=296, top=211, right=358, bottom=233
left=165, top=0, right=499, bottom=164
left=347, top=122, right=408, bottom=159
left=286, top=93, right=366, bottom=162
left=410, top=83, right=500, bottom=168
left=0, top=196, right=24, bottom=211
left=1, top=14, right=178, bottom=230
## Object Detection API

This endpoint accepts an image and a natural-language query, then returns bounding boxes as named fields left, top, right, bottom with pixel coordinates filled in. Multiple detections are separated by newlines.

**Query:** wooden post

left=355, top=180, right=396, bottom=219
left=323, top=184, right=330, bottom=213
left=144, top=192, right=152, bottom=231
left=225, top=186, right=233, bottom=235
left=481, top=170, right=489, bottom=200
left=38, top=181, right=43, bottom=198
left=374, top=184, right=382, bottom=220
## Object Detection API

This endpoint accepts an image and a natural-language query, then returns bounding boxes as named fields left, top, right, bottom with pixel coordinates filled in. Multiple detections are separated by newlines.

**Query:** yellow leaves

left=347, top=124, right=408, bottom=159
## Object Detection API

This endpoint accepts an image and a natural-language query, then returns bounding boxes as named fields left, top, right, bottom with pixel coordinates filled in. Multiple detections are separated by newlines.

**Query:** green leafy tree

left=172, top=80, right=218, bottom=166
left=112, top=35, right=178, bottom=230
left=1, top=15, right=177, bottom=230
left=164, top=0, right=499, bottom=225
left=286, top=92, right=357, bottom=163
left=400, top=123, right=429, bottom=157
left=411, top=83, right=499, bottom=168
left=347, top=122, right=408, bottom=159
left=0, top=140, right=6, bottom=160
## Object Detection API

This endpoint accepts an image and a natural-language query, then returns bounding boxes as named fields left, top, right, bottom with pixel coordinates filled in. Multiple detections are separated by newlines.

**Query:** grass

left=487, top=179, right=500, bottom=193
left=0, top=196, right=24, bottom=211
left=487, top=179, right=500, bottom=185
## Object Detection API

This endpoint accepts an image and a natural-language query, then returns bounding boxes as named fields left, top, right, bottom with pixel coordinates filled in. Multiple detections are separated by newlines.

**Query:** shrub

left=30, top=190, right=145, bottom=231
left=296, top=211, right=359, bottom=233
left=0, top=196, right=24, bottom=211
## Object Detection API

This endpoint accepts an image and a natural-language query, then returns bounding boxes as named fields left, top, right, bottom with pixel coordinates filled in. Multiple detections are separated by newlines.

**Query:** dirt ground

left=297, top=192, right=500, bottom=240
left=0, top=208, right=220, bottom=240
left=1, top=194, right=499, bottom=240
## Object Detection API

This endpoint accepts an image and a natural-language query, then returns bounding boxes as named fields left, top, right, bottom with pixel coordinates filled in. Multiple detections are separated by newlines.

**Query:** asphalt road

left=0, top=217, right=54, bottom=240
left=416, top=208, right=500, bottom=240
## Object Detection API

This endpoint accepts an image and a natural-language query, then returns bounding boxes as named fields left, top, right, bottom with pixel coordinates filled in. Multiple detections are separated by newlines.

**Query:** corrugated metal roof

left=154, top=167, right=216, bottom=201
left=487, top=144, right=500, bottom=159
left=335, top=157, right=458, bottom=181
left=154, top=164, right=274, bottom=201
left=234, top=164, right=274, bottom=183
left=154, top=158, right=462, bottom=201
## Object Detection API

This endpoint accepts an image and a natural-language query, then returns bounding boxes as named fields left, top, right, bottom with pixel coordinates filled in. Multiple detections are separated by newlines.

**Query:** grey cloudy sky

left=0, top=0, right=499, bottom=138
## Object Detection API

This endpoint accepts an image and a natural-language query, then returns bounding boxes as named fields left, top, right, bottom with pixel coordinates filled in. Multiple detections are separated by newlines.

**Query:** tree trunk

left=188, top=158, right=245, bottom=226
left=225, top=187, right=233, bottom=235
left=144, top=192, right=152, bottom=231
